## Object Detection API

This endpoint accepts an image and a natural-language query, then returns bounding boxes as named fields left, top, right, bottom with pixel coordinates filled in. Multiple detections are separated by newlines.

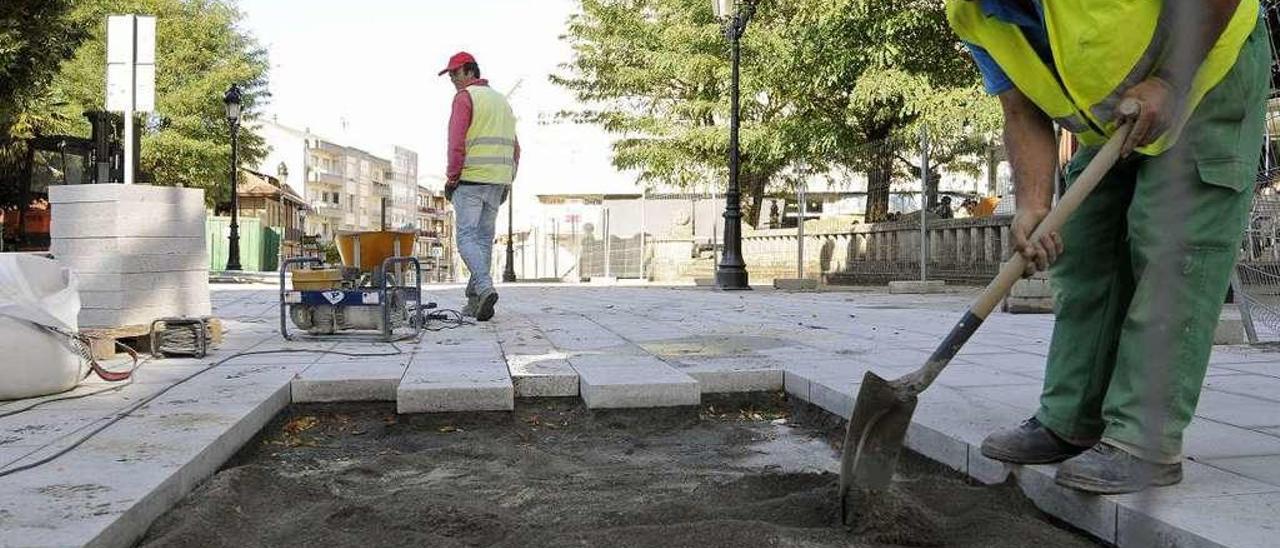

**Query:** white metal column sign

left=106, top=15, right=157, bottom=185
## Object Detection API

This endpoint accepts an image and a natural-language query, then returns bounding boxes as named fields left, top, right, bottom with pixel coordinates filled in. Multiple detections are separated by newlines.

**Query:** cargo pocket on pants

left=1195, top=157, right=1250, bottom=193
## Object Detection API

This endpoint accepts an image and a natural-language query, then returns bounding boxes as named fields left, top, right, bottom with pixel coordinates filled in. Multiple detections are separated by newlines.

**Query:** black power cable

left=0, top=344, right=404, bottom=478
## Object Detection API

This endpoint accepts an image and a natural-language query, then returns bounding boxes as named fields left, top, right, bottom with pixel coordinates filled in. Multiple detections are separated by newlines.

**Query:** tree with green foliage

left=554, top=0, right=1000, bottom=224
left=790, top=0, right=1001, bottom=220
left=552, top=0, right=811, bottom=227
left=1, top=0, right=268, bottom=208
left=0, top=0, right=91, bottom=207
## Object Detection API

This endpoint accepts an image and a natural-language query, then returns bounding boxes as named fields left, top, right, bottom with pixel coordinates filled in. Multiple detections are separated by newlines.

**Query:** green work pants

left=1036, top=18, right=1270, bottom=463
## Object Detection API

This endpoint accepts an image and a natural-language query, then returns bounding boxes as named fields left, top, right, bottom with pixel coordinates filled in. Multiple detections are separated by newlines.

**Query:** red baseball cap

left=438, top=52, right=477, bottom=76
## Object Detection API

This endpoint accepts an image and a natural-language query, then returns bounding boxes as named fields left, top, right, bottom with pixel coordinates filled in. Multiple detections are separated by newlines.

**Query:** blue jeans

left=452, top=183, right=506, bottom=298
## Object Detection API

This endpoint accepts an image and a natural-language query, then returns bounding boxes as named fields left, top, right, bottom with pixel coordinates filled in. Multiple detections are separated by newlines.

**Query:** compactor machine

left=279, top=230, right=426, bottom=341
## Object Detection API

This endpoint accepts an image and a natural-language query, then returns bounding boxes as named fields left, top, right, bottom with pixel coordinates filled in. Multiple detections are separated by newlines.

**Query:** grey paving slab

left=1208, top=347, right=1280, bottom=365
left=954, top=351, right=1047, bottom=378
left=1214, top=361, right=1280, bottom=379
left=0, top=410, right=107, bottom=450
left=149, top=363, right=303, bottom=405
left=664, top=356, right=784, bottom=393
left=80, top=363, right=209, bottom=386
left=292, top=362, right=409, bottom=403
left=397, top=352, right=514, bottom=413
left=954, top=383, right=1043, bottom=412
left=808, top=379, right=855, bottom=418
left=221, top=347, right=329, bottom=366
left=1202, top=374, right=1280, bottom=403
left=494, top=318, right=580, bottom=398
left=1196, top=455, right=1280, bottom=487
left=910, top=385, right=1028, bottom=484
left=0, top=448, right=188, bottom=548
left=1182, top=419, right=1280, bottom=459
left=910, top=385, right=1028, bottom=445
left=0, top=382, right=173, bottom=413
left=506, top=358, right=579, bottom=398
left=1117, top=460, right=1280, bottom=504
left=533, top=316, right=628, bottom=351
left=571, top=354, right=699, bottom=409
left=932, top=363, right=1043, bottom=388
left=1193, top=391, right=1280, bottom=429
left=0, top=366, right=290, bottom=548
left=0, top=445, right=39, bottom=470
left=783, top=369, right=811, bottom=401
left=1116, top=491, right=1280, bottom=548
left=1016, top=464, right=1118, bottom=544
left=904, top=421, right=970, bottom=476
left=584, top=314, right=697, bottom=343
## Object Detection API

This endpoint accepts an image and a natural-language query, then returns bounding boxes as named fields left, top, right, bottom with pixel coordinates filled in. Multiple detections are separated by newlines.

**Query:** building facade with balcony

left=235, top=170, right=309, bottom=257
left=391, top=147, right=419, bottom=232
left=416, top=183, right=455, bottom=282
left=255, top=119, right=419, bottom=242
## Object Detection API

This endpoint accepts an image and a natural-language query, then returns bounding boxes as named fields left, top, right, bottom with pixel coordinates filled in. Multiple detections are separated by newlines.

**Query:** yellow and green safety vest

left=947, top=0, right=1259, bottom=156
left=462, top=85, right=518, bottom=184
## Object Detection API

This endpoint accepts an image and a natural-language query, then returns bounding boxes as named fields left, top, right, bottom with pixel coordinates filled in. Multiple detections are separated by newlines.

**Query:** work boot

left=476, top=289, right=499, bottom=322
left=461, top=295, right=479, bottom=318
left=1056, top=442, right=1182, bottom=494
left=980, top=417, right=1094, bottom=464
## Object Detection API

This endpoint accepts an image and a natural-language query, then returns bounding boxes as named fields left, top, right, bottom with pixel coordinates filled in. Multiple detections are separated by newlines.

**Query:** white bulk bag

left=0, top=254, right=87, bottom=400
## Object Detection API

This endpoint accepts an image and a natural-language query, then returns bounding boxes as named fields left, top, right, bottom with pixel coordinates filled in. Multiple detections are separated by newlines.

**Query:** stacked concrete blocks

left=50, top=185, right=211, bottom=328
left=1005, top=266, right=1054, bottom=314
left=888, top=280, right=946, bottom=294
left=773, top=278, right=819, bottom=291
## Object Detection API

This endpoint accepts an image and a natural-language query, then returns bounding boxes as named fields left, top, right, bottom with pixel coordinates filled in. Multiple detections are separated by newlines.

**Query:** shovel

left=838, top=120, right=1136, bottom=522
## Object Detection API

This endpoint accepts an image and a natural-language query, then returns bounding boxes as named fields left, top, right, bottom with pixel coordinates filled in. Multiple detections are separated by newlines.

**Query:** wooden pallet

left=81, top=318, right=223, bottom=360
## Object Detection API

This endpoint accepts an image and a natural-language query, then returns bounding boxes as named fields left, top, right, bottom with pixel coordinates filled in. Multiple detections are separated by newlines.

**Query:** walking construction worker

left=950, top=0, right=1268, bottom=493
left=440, top=51, right=520, bottom=321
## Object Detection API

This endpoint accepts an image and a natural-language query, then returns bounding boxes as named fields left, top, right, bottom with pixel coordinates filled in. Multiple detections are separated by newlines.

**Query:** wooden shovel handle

left=971, top=124, right=1133, bottom=319
left=894, top=124, right=1133, bottom=396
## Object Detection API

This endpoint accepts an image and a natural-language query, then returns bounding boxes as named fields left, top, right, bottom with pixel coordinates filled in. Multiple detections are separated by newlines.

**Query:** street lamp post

left=503, top=192, right=517, bottom=282
left=712, top=0, right=756, bottom=290
left=223, top=84, right=243, bottom=272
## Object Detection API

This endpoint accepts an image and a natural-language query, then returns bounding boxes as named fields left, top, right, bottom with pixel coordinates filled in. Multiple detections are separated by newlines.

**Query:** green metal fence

left=207, top=216, right=282, bottom=272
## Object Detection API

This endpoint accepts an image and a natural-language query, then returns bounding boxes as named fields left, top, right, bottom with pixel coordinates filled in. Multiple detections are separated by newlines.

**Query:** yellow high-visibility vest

left=462, top=85, right=518, bottom=184
left=947, top=0, right=1259, bottom=155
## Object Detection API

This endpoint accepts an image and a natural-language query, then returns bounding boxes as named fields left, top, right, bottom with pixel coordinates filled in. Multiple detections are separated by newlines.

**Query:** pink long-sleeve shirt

left=447, top=78, right=520, bottom=183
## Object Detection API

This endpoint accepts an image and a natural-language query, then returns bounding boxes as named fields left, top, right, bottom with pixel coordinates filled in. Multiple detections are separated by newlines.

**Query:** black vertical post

left=380, top=196, right=388, bottom=231
left=715, top=5, right=752, bottom=290
left=503, top=189, right=517, bottom=282
left=226, top=119, right=243, bottom=271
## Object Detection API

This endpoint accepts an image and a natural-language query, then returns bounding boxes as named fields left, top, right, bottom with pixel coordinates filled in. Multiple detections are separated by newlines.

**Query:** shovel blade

left=839, top=371, right=919, bottom=508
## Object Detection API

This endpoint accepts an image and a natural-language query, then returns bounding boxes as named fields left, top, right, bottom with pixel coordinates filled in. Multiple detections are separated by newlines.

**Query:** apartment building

left=416, top=184, right=455, bottom=282
left=256, top=119, right=418, bottom=241
left=391, top=147, right=419, bottom=231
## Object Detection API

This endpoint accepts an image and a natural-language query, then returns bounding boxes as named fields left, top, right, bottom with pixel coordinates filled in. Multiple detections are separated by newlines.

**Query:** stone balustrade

left=832, top=215, right=1015, bottom=284
left=641, top=215, right=1016, bottom=286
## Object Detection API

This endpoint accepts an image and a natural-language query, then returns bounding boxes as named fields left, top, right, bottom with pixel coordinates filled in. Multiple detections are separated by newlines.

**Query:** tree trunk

left=925, top=168, right=940, bottom=210
left=985, top=140, right=1002, bottom=196
left=741, top=171, right=770, bottom=229
left=864, top=149, right=895, bottom=223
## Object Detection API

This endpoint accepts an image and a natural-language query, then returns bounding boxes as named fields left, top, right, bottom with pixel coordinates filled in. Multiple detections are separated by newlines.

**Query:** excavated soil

left=138, top=394, right=1100, bottom=548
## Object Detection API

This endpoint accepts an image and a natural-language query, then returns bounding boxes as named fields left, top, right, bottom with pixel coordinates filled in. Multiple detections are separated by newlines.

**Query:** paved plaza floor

left=1, top=283, right=1277, bottom=547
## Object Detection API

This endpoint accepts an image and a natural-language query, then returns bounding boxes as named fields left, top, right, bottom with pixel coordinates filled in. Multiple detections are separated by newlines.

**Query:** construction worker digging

left=440, top=52, right=521, bottom=321
left=951, top=0, right=1269, bottom=493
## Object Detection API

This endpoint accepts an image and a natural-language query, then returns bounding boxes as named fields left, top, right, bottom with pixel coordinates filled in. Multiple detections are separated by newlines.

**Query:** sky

left=236, top=0, right=640, bottom=226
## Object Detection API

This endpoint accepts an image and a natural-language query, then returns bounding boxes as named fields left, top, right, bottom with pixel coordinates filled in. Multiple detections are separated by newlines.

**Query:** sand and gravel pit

left=138, top=394, right=1100, bottom=548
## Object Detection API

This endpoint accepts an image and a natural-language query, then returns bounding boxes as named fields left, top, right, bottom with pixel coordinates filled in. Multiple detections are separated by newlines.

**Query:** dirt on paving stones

left=137, top=394, right=1100, bottom=548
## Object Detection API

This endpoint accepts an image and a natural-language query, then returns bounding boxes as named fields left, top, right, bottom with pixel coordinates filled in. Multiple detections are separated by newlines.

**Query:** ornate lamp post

left=712, top=0, right=756, bottom=290
left=223, top=84, right=243, bottom=272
